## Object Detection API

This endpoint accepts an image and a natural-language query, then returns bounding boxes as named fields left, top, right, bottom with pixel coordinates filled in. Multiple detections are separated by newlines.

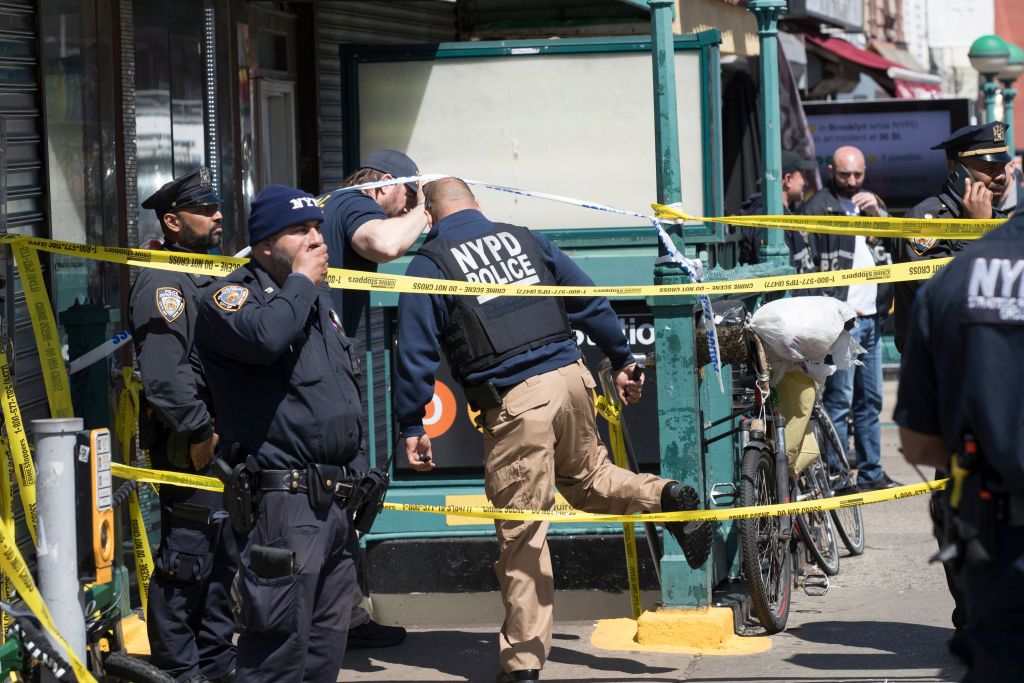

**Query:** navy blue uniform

left=393, top=208, right=631, bottom=435
left=895, top=214, right=1024, bottom=680
left=196, top=263, right=362, bottom=683
left=317, top=190, right=384, bottom=337
left=128, top=243, right=237, bottom=682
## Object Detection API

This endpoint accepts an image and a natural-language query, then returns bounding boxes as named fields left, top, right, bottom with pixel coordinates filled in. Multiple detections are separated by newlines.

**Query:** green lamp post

left=969, top=34, right=1010, bottom=123
left=998, top=43, right=1024, bottom=154
left=748, top=0, right=788, bottom=267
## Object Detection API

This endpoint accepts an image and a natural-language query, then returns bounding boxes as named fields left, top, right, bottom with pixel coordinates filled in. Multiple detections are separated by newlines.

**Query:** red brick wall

left=996, top=0, right=1024, bottom=152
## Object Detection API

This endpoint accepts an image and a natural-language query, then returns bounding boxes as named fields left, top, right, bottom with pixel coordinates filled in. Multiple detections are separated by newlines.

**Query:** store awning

left=806, top=35, right=944, bottom=99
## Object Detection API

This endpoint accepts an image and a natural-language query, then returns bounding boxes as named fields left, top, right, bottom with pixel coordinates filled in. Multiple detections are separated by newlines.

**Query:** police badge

left=155, top=287, right=185, bottom=323
left=214, top=285, right=249, bottom=312
left=994, top=122, right=1005, bottom=143
left=908, top=237, right=937, bottom=256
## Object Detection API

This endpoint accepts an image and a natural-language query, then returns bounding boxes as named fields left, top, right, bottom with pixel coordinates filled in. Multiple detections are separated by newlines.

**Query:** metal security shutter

left=315, top=1, right=457, bottom=192
left=0, top=0, right=48, bottom=565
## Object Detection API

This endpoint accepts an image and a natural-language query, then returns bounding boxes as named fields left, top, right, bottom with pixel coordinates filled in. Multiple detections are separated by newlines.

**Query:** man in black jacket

left=800, top=146, right=898, bottom=492
left=738, top=150, right=816, bottom=271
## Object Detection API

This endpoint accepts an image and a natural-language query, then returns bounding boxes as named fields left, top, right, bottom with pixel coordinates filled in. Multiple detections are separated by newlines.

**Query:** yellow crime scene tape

left=653, top=204, right=1002, bottom=239
left=0, top=435, right=14, bottom=642
left=0, top=349, right=37, bottom=545
left=108, top=459, right=947, bottom=523
left=127, top=488, right=153, bottom=623
left=595, top=396, right=642, bottom=619
left=0, top=520, right=96, bottom=681
left=0, top=233, right=950, bottom=301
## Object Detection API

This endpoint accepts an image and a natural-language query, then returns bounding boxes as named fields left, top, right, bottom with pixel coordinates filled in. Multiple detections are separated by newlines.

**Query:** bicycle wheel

left=812, top=408, right=866, bottom=556
left=102, top=651, right=175, bottom=683
left=794, top=458, right=841, bottom=576
left=738, top=445, right=791, bottom=633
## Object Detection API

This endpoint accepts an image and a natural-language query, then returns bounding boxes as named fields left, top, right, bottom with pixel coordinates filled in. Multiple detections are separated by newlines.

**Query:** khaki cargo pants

left=480, top=359, right=668, bottom=673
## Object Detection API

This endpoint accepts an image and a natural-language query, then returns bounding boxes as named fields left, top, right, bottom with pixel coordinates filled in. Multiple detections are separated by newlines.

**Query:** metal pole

left=983, top=78, right=1000, bottom=124
left=32, top=417, right=86, bottom=668
left=749, top=0, right=788, bottom=266
left=649, top=0, right=682, bottom=207
left=1001, top=80, right=1018, bottom=153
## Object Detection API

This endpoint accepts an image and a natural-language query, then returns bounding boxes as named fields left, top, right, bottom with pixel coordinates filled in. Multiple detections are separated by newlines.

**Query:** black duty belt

left=258, top=468, right=356, bottom=498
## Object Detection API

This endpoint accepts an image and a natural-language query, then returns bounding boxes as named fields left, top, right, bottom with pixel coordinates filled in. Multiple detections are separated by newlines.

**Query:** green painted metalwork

left=748, top=0, right=788, bottom=268
left=983, top=79, right=1000, bottom=124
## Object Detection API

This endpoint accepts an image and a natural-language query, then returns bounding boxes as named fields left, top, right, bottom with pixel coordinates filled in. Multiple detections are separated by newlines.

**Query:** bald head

left=424, top=177, right=478, bottom=221
left=829, top=145, right=867, bottom=197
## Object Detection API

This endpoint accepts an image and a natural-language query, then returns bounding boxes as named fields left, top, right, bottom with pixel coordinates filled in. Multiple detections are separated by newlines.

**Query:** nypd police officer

left=196, top=185, right=363, bottom=683
left=394, top=178, right=712, bottom=683
left=896, top=210, right=1024, bottom=681
left=129, top=168, right=237, bottom=682
left=887, top=121, right=1012, bottom=351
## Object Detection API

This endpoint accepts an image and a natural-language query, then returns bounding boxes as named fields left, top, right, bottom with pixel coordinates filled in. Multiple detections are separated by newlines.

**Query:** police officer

left=317, top=149, right=428, bottom=648
left=887, top=121, right=1013, bottom=351
left=196, top=185, right=362, bottom=683
left=737, top=150, right=817, bottom=271
left=895, top=211, right=1024, bottom=681
left=129, top=167, right=237, bottom=683
left=393, top=178, right=712, bottom=683
left=318, top=149, right=429, bottom=336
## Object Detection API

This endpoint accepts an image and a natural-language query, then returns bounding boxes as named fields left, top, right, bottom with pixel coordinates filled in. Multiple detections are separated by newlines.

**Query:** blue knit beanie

left=248, top=184, right=324, bottom=246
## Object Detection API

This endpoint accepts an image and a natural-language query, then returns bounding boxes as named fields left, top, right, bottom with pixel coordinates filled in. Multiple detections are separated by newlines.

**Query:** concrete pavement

left=343, top=381, right=963, bottom=682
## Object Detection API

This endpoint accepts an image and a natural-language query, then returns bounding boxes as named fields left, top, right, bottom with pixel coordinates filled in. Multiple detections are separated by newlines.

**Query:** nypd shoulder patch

left=155, top=287, right=185, bottom=323
left=213, top=285, right=249, bottom=312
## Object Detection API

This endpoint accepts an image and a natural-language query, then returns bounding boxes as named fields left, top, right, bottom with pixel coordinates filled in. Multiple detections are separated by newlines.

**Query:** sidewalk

left=343, top=381, right=963, bottom=682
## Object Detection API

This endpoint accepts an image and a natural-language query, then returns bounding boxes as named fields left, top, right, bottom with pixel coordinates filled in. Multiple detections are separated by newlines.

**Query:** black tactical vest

left=417, top=223, right=573, bottom=385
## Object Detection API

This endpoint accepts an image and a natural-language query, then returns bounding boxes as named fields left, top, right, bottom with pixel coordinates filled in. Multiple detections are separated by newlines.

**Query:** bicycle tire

left=795, top=459, right=841, bottom=576
left=812, top=413, right=866, bottom=555
left=102, top=651, right=174, bottom=683
left=738, top=446, right=791, bottom=633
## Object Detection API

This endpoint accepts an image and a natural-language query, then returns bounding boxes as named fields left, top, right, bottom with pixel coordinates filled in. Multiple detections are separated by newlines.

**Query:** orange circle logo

left=423, top=380, right=457, bottom=439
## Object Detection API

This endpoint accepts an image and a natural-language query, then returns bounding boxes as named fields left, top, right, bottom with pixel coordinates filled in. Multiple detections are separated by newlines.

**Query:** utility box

left=75, top=427, right=115, bottom=585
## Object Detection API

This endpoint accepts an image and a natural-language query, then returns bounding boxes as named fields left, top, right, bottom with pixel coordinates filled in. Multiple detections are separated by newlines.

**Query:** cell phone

left=945, top=162, right=972, bottom=201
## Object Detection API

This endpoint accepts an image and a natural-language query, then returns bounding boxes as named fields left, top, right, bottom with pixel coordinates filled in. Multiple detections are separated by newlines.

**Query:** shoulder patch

left=213, top=285, right=250, bottom=312
left=908, top=238, right=937, bottom=256
left=155, top=287, right=185, bottom=323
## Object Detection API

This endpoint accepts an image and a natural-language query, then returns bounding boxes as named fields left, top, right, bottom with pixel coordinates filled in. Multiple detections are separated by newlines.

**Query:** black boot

left=496, top=669, right=541, bottom=682
left=661, top=481, right=713, bottom=569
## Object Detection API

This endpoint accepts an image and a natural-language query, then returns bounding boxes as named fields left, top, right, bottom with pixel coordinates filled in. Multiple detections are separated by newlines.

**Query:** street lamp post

left=998, top=43, right=1024, bottom=154
left=748, top=0, right=788, bottom=268
left=969, top=35, right=1010, bottom=123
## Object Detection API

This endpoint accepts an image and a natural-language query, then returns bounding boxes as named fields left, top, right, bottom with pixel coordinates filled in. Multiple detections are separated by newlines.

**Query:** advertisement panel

left=804, top=99, right=970, bottom=212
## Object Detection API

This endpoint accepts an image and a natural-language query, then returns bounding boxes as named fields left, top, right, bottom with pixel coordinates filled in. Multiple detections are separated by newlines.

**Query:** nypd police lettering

left=966, top=257, right=1024, bottom=323
left=290, top=196, right=319, bottom=210
left=448, top=231, right=540, bottom=302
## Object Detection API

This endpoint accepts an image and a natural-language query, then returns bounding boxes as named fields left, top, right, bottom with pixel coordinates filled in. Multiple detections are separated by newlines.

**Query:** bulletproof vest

left=417, top=223, right=573, bottom=385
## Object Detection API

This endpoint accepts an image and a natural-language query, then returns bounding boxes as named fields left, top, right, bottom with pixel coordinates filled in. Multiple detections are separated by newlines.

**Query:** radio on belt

left=75, top=428, right=114, bottom=584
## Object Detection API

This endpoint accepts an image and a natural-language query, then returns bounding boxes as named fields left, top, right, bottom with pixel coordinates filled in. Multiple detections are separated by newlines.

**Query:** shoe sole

left=664, top=485, right=713, bottom=569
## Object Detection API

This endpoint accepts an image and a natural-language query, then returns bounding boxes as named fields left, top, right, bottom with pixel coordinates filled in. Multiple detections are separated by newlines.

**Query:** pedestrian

left=196, top=185, right=364, bottom=683
left=895, top=211, right=1024, bottom=682
left=886, top=121, right=1012, bottom=351
left=317, top=149, right=431, bottom=649
left=738, top=149, right=817, bottom=272
left=799, top=145, right=899, bottom=491
left=129, top=167, right=237, bottom=683
left=394, top=178, right=713, bottom=683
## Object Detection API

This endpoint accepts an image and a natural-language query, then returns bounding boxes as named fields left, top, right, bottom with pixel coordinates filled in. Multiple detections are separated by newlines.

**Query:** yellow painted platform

left=120, top=613, right=151, bottom=656
left=591, top=608, right=771, bottom=656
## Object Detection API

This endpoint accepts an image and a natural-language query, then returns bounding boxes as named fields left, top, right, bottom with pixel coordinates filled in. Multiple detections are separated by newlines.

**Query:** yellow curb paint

left=591, top=611, right=771, bottom=656
left=119, top=613, right=151, bottom=656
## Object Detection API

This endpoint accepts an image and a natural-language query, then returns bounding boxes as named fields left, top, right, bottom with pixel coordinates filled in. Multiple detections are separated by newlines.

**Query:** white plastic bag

left=749, top=296, right=864, bottom=385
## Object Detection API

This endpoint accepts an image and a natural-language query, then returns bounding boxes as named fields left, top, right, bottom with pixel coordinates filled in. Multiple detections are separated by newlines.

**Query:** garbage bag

left=749, top=296, right=864, bottom=385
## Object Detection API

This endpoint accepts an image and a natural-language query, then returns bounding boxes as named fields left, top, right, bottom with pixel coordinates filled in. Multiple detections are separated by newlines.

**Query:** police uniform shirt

left=318, top=190, right=385, bottom=337
left=894, top=214, right=1024, bottom=492
left=394, top=208, right=632, bottom=438
left=196, top=263, right=364, bottom=471
left=128, top=243, right=215, bottom=443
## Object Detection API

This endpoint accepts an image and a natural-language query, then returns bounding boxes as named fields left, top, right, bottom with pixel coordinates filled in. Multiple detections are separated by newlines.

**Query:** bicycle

left=811, top=401, right=866, bottom=555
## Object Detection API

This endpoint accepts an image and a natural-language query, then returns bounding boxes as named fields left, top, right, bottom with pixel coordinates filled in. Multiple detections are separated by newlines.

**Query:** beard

left=178, top=220, right=222, bottom=252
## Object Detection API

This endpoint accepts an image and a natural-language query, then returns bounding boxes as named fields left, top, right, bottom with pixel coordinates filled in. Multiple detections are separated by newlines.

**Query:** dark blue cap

left=932, top=121, right=1012, bottom=162
left=362, top=149, right=420, bottom=191
left=141, top=167, right=221, bottom=217
left=247, top=184, right=324, bottom=247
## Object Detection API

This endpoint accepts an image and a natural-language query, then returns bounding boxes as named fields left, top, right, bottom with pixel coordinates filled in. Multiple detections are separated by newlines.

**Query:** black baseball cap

left=141, top=167, right=221, bottom=217
left=782, top=151, right=816, bottom=175
left=361, top=149, right=420, bottom=192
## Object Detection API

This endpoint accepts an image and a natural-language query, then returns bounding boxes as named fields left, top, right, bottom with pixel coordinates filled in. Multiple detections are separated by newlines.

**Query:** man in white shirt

left=799, top=146, right=900, bottom=492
